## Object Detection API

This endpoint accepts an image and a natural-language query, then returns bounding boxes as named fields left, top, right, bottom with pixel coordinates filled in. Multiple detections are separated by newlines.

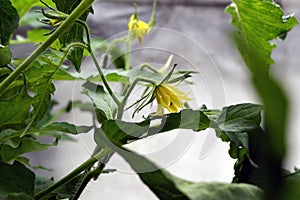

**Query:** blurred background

left=19, top=0, right=300, bottom=199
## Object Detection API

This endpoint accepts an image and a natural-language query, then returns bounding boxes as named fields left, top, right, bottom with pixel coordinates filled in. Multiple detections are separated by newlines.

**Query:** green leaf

left=225, top=0, right=297, bottom=71
left=11, top=0, right=54, bottom=18
left=0, top=161, right=34, bottom=199
left=171, top=180, right=263, bottom=200
left=216, top=103, right=262, bottom=174
left=149, top=109, right=211, bottom=134
left=214, top=104, right=263, bottom=185
left=125, top=157, right=189, bottom=200
left=37, top=122, right=92, bottom=135
left=0, top=122, right=91, bottom=143
left=24, top=67, right=56, bottom=134
left=34, top=176, right=54, bottom=197
left=215, top=103, right=262, bottom=158
left=101, top=133, right=263, bottom=200
left=26, top=29, right=50, bottom=43
left=97, top=104, right=264, bottom=197
left=0, top=45, right=12, bottom=66
left=283, top=170, right=300, bottom=199
left=82, top=82, right=117, bottom=121
left=226, top=1, right=297, bottom=197
left=52, top=0, right=93, bottom=72
left=216, top=103, right=263, bottom=133
left=55, top=69, right=130, bottom=83
left=0, top=88, right=33, bottom=128
left=0, top=137, right=60, bottom=163
left=50, top=67, right=172, bottom=86
left=15, top=156, right=51, bottom=171
left=120, top=69, right=164, bottom=84
left=100, top=119, right=150, bottom=146
left=0, top=129, right=19, bottom=143
left=98, top=109, right=210, bottom=146
left=10, top=0, right=36, bottom=18
left=0, top=0, right=19, bottom=45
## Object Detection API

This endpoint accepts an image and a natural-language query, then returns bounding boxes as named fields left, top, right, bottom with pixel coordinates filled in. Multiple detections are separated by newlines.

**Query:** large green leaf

left=99, top=119, right=150, bottom=146
left=96, top=103, right=264, bottom=198
left=215, top=104, right=263, bottom=185
left=52, top=0, right=93, bottom=72
left=97, top=109, right=210, bottom=146
left=0, top=88, right=33, bottom=128
left=82, top=82, right=118, bottom=121
left=0, top=161, right=35, bottom=199
left=0, top=136, right=59, bottom=163
left=226, top=0, right=298, bottom=198
left=100, top=132, right=263, bottom=200
left=225, top=0, right=297, bottom=71
left=117, top=151, right=190, bottom=199
left=0, top=0, right=19, bottom=45
left=216, top=103, right=262, bottom=133
left=149, top=109, right=211, bottom=134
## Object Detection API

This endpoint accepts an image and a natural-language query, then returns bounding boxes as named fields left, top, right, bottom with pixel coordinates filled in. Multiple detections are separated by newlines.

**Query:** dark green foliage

left=0, top=161, right=35, bottom=199
left=0, top=0, right=19, bottom=45
left=0, top=87, right=33, bottom=128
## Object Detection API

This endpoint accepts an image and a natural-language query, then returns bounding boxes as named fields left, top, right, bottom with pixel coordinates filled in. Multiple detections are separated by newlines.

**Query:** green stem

left=71, top=152, right=113, bottom=200
left=125, top=36, right=131, bottom=70
left=71, top=163, right=105, bottom=200
left=0, top=0, right=95, bottom=96
left=105, top=36, right=127, bottom=55
left=34, top=148, right=111, bottom=200
left=141, top=63, right=159, bottom=73
left=75, top=19, right=92, bottom=50
left=89, top=50, right=121, bottom=106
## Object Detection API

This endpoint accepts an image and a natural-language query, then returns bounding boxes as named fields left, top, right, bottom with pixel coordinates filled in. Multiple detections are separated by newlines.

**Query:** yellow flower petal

left=156, top=87, right=170, bottom=108
left=166, top=103, right=178, bottom=113
left=154, top=84, right=192, bottom=115
left=128, top=15, right=150, bottom=43
left=159, top=85, right=183, bottom=108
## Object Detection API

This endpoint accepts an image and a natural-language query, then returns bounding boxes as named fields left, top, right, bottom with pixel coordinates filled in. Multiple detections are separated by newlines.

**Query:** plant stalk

left=34, top=148, right=111, bottom=200
left=89, top=50, right=121, bottom=105
left=125, top=36, right=131, bottom=70
left=0, top=0, right=95, bottom=96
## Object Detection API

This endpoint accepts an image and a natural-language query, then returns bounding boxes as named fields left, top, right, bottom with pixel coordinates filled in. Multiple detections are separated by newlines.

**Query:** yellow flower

left=128, top=14, right=150, bottom=43
left=155, top=84, right=192, bottom=115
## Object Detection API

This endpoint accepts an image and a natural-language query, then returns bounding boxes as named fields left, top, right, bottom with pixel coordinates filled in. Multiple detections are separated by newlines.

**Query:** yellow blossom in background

left=155, top=84, right=192, bottom=115
left=128, top=14, right=150, bottom=43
